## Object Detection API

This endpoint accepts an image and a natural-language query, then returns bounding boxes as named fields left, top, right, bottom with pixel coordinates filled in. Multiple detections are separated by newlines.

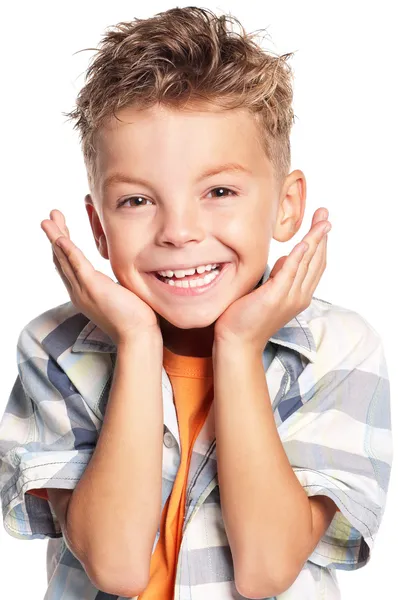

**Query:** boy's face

left=85, top=103, right=305, bottom=337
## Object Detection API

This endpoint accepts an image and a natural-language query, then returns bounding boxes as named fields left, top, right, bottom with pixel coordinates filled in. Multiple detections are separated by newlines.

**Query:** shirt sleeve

left=279, top=320, right=392, bottom=571
left=0, top=324, right=101, bottom=540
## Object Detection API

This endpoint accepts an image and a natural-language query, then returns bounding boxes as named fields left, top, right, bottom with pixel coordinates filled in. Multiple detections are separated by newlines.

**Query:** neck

left=158, top=314, right=214, bottom=357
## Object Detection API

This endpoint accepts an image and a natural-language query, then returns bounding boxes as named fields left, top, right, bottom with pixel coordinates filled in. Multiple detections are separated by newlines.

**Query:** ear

left=84, top=194, right=109, bottom=260
left=272, top=170, right=306, bottom=242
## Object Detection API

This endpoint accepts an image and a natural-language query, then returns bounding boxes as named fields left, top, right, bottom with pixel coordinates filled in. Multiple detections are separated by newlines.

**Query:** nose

left=155, top=203, right=206, bottom=247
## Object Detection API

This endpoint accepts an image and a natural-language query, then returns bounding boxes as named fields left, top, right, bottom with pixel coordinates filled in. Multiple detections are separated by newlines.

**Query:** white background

left=0, top=1, right=396, bottom=598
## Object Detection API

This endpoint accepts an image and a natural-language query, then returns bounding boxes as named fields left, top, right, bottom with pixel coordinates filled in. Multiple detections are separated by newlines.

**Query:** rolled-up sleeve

left=280, top=324, right=392, bottom=570
left=0, top=325, right=100, bottom=540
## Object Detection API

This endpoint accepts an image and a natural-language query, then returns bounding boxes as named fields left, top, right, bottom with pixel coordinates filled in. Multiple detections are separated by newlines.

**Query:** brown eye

left=117, top=196, right=152, bottom=208
left=207, top=187, right=237, bottom=198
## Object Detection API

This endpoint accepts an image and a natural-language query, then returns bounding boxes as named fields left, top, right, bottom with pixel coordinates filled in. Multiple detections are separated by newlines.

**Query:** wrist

left=212, top=338, right=266, bottom=363
left=117, top=329, right=163, bottom=351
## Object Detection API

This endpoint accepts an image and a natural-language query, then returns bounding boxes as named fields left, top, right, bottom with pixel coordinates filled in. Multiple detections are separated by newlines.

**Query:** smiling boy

left=84, top=102, right=307, bottom=358
left=0, top=7, right=392, bottom=600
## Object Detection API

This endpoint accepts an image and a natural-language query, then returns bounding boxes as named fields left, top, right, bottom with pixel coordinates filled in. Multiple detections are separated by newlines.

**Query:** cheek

left=105, top=225, right=144, bottom=262
left=224, top=202, right=269, bottom=236
left=106, top=242, right=142, bottom=280
left=225, top=216, right=269, bottom=255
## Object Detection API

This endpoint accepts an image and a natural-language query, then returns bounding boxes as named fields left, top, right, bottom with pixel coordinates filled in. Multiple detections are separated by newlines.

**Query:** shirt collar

left=71, top=264, right=317, bottom=363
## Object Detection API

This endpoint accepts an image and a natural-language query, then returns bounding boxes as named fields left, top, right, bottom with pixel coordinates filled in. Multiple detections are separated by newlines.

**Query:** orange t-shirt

left=28, top=489, right=48, bottom=500
left=139, top=346, right=214, bottom=599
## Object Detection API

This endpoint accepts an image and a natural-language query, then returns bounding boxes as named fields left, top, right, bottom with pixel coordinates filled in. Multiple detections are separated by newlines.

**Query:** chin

left=157, top=309, right=217, bottom=330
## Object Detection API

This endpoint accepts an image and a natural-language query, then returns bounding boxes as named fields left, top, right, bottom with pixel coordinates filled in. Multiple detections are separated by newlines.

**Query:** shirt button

left=163, top=431, right=176, bottom=448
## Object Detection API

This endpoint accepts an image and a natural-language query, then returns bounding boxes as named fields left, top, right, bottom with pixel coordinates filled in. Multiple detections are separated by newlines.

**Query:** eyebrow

left=101, top=162, right=252, bottom=192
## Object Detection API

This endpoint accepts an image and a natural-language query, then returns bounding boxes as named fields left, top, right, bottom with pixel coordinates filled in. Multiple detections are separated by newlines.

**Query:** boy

left=0, top=6, right=392, bottom=600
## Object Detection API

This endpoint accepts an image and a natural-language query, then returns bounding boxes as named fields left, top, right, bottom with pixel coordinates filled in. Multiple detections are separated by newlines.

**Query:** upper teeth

left=157, top=263, right=219, bottom=278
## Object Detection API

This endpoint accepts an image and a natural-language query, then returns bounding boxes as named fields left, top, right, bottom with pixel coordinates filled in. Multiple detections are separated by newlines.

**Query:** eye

left=117, top=196, right=153, bottom=208
left=207, top=187, right=237, bottom=198
left=116, top=187, right=237, bottom=208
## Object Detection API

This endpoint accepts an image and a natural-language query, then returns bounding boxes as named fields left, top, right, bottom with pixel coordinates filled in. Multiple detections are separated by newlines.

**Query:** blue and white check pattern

left=0, top=264, right=393, bottom=599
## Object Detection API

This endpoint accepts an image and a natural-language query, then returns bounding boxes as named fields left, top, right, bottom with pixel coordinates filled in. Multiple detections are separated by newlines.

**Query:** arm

left=58, top=333, right=164, bottom=597
left=213, top=342, right=337, bottom=599
left=37, top=209, right=166, bottom=595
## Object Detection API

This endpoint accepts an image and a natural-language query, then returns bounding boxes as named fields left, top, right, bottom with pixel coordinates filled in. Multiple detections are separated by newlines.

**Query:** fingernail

left=323, top=223, right=332, bottom=233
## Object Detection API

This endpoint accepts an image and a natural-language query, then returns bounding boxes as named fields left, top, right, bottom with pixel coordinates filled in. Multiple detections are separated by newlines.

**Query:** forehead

left=94, top=104, right=271, bottom=184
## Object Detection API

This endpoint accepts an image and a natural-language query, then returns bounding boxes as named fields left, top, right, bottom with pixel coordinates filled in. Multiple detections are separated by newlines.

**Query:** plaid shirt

left=0, top=264, right=393, bottom=599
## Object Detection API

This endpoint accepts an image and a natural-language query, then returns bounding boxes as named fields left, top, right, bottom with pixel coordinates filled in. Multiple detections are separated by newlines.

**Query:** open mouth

left=154, top=263, right=225, bottom=286
left=149, top=262, right=231, bottom=295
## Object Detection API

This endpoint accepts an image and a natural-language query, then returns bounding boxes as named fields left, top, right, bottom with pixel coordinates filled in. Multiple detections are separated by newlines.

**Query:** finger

left=290, top=222, right=330, bottom=296
left=290, top=217, right=331, bottom=293
left=268, top=255, right=287, bottom=279
left=53, top=247, right=74, bottom=296
left=42, top=219, right=75, bottom=285
left=42, top=219, right=94, bottom=293
left=52, top=241, right=78, bottom=291
left=264, top=207, right=329, bottom=301
left=265, top=241, right=310, bottom=298
left=300, top=229, right=328, bottom=294
left=50, top=209, right=70, bottom=238
left=313, top=207, right=329, bottom=224
left=41, top=217, right=66, bottom=242
left=42, top=218, right=77, bottom=296
left=54, top=236, right=95, bottom=291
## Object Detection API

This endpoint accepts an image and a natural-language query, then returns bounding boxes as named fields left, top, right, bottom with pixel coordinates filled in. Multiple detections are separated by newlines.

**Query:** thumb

left=269, top=255, right=288, bottom=279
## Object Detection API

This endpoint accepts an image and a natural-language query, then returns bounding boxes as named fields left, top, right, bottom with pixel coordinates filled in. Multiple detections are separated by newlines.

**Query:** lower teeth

left=160, top=268, right=221, bottom=288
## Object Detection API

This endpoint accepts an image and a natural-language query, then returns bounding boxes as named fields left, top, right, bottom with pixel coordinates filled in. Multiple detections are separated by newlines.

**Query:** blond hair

left=63, top=6, right=296, bottom=191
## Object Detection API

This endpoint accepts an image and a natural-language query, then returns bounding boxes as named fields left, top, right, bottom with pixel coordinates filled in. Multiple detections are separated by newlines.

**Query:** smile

left=148, top=263, right=231, bottom=296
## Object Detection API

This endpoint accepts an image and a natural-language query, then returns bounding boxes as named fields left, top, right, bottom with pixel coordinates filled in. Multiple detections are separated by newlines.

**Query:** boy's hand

left=213, top=208, right=331, bottom=355
left=41, top=209, right=162, bottom=346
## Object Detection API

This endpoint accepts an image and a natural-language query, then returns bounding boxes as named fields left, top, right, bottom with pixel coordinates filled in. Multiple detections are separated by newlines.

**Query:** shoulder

left=302, top=296, right=385, bottom=374
left=306, top=295, right=382, bottom=343
left=16, top=302, right=113, bottom=420
left=17, top=300, right=90, bottom=361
